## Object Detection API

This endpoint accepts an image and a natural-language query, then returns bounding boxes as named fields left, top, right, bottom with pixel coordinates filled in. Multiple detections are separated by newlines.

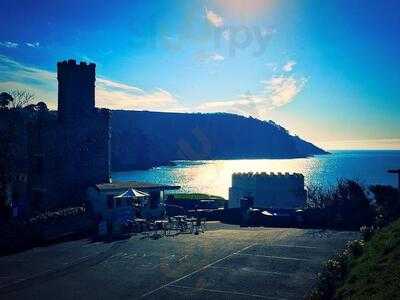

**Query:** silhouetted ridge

left=111, top=111, right=328, bottom=171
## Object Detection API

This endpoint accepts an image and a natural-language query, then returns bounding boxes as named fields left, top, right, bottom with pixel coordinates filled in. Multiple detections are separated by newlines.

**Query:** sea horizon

left=112, top=150, right=400, bottom=199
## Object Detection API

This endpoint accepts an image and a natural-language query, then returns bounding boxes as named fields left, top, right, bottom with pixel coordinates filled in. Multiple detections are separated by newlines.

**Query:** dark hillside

left=111, top=110, right=327, bottom=170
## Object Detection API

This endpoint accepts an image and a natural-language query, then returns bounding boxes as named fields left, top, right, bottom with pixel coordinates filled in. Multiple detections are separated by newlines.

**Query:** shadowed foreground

left=0, top=223, right=358, bottom=300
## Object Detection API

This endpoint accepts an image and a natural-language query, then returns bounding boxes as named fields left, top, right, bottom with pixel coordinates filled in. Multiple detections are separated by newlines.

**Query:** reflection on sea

left=112, top=151, right=400, bottom=199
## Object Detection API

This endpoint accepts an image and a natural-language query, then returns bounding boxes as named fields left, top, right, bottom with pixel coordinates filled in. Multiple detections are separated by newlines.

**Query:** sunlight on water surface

left=113, top=151, right=400, bottom=199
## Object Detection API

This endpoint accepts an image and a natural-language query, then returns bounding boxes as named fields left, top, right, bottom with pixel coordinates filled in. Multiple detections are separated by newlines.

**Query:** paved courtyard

left=0, top=223, right=359, bottom=300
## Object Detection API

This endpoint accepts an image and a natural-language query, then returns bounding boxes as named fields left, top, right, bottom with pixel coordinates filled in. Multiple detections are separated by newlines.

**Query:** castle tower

left=57, top=59, right=96, bottom=122
left=56, top=59, right=111, bottom=205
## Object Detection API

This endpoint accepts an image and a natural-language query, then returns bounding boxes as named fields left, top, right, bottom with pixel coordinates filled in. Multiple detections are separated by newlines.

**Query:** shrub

left=307, top=240, right=365, bottom=299
left=369, top=185, right=400, bottom=227
left=306, top=180, right=373, bottom=230
left=360, top=225, right=375, bottom=241
left=382, top=238, right=397, bottom=255
left=347, top=240, right=365, bottom=258
left=29, top=207, right=86, bottom=225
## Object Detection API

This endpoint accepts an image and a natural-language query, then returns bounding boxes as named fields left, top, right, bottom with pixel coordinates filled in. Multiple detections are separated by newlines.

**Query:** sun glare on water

left=169, top=158, right=324, bottom=198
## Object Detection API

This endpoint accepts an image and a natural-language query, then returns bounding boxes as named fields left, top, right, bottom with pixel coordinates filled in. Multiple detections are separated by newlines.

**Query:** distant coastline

left=112, top=153, right=331, bottom=171
left=111, top=110, right=328, bottom=171
left=112, top=151, right=400, bottom=199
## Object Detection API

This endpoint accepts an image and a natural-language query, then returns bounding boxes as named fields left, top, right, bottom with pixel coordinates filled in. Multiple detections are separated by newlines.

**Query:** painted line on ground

left=0, top=241, right=125, bottom=295
left=209, top=266, right=292, bottom=277
left=235, top=253, right=312, bottom=261
left=169, top=284, right=287, bottom=300
left=140, top=243, right=258, bottom=298
left=263, top=244, right=321, bottom=249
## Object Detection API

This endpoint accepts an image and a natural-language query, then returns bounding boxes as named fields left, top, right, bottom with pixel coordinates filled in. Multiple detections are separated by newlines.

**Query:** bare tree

left=8, top=90, right=35, bottom=108
left=0, top=92, right=13, bottom=109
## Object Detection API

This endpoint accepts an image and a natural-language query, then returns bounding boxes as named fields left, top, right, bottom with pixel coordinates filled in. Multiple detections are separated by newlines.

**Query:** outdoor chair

left=201, top=218, right=207, bottom=232
left=191, top=217, right=206, bottom=234
left=177, top=217, right=192, bottom=234
left=164, top=217, right=179, bottom=235
left=154, top=219, right=169, bottom=237
left=132, top=218, right=147, bottom=233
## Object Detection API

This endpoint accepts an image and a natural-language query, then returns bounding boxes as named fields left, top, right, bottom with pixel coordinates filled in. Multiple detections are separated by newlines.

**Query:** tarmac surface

left=0, top=223, right=359, bottom=300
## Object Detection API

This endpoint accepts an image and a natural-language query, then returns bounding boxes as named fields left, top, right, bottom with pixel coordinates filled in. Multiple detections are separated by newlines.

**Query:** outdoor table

left=154, top=220, right=168, bottom=231
left=134, top=218, right=147, bottom=223
left=154, top=220, right=168, bottom=224
left=134, top=218, right=148, bottom=231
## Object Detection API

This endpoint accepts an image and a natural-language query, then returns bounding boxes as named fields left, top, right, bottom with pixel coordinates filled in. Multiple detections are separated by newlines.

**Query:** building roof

left=95, top=181, right=180, bottom=192
left=115, top=188, right=149, bottom=198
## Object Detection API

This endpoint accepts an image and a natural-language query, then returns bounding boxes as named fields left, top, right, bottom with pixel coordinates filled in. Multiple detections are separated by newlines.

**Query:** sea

left=112, top=150, right=400, bottom=199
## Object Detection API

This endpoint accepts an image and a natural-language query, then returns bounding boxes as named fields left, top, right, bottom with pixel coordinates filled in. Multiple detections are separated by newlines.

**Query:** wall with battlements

left=21, top=60, right=111, bottom=213
left=57, top=59, right=96, bottom=121
left=56, top=59, right=111, bottom=205
left=228, top=172, right=307, bottom=209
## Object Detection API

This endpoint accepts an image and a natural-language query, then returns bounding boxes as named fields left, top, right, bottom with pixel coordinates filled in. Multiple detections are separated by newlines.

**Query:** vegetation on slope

left=166, top=193, right=227, bottom=211
left=111, top=110, right=327, bottom=170
left=307, top=181, right=400, bottom=300
left=335, top=218, right=400, bottom=299
left=172, top=193, right=225, bottom=201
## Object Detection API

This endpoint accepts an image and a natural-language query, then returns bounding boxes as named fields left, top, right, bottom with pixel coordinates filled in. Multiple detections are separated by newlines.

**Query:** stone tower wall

left=57, top=60, right=111, bottom=204
left=57, top=59, right=96, bottom=122
left=229, top=172, right=306, bottom=209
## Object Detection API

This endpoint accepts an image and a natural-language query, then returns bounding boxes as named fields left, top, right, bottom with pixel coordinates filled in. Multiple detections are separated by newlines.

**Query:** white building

left=87, top=181, right=180, bottom=233
left=228, top=172, right=307, bottom=209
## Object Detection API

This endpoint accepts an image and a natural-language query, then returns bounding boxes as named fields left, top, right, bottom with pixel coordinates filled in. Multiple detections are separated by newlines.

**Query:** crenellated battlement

left=57, top=59, right=96, bottom=69
left=57, top=59, right=96, bottom=81
left=229, top=171, right=307, bottom=209
left=232, top=172, right=304, bottom=178
left=57, top=59, right=97, bottom=121
left=21, top=59, right=111, bottom=213
left=56, top=59, right=111, bottom=201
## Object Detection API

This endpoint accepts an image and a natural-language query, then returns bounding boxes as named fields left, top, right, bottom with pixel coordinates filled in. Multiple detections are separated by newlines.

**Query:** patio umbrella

left=115, top=188, right=149, bottom=199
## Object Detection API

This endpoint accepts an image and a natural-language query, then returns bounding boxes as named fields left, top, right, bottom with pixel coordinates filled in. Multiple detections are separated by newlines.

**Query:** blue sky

left=0, top=0, right=399, bottom=149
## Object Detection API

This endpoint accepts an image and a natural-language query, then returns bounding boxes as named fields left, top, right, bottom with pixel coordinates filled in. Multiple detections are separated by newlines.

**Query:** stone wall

left=229, top=172, right=307, bottom=209
left=54, top=59, right=111, bottom=208
left=9, top=60, right=112, bottom=216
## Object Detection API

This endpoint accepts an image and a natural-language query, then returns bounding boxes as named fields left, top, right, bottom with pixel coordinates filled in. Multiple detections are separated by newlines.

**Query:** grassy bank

left=172, top=193, right=225, bottom=201
left=309, top=218, right=400, bottom=299
left=335, top=218, right=400, bottom=299
left=166, top=193, right=226, bottom=212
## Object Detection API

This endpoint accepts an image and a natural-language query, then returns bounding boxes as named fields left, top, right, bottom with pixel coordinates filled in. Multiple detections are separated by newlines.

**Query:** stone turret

left=56, top=59, right=111, bottom=204
left=57, top=59, right=96, bottom=122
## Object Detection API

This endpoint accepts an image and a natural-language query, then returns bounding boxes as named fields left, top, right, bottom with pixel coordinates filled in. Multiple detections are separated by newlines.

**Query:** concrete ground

left=0, top=223, right=359, bottom=300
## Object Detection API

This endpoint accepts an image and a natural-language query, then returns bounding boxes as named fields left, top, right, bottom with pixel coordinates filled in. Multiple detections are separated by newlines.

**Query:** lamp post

left=388, top=169, right=400, bottom=191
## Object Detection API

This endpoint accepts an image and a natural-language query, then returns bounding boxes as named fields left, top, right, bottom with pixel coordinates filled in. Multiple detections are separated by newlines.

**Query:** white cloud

left=96, top=79, right=185, bottom=112
left=25, top=42, right=40, bottom=48
left=195, top=52, right=225, bottom=64
left=264, top=75, right=306, bottom=107
left=211, top=53, right=225, bottom=61
left=0, top=55, right=185, bottom=112
left=0, top=55, right=57, bottom=108
left=197, top=75, right=307, bottom=119
left=205, top=8, right=224, bottom=27
left=0, top=55, right=305, bottom=119
left=0, top=41, right=19, bottom=48
left=282, top=60, right=296, bottom=72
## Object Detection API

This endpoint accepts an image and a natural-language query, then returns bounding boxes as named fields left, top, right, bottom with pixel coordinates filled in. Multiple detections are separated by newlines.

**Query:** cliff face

left=111, top=110, right=328, bottom=171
